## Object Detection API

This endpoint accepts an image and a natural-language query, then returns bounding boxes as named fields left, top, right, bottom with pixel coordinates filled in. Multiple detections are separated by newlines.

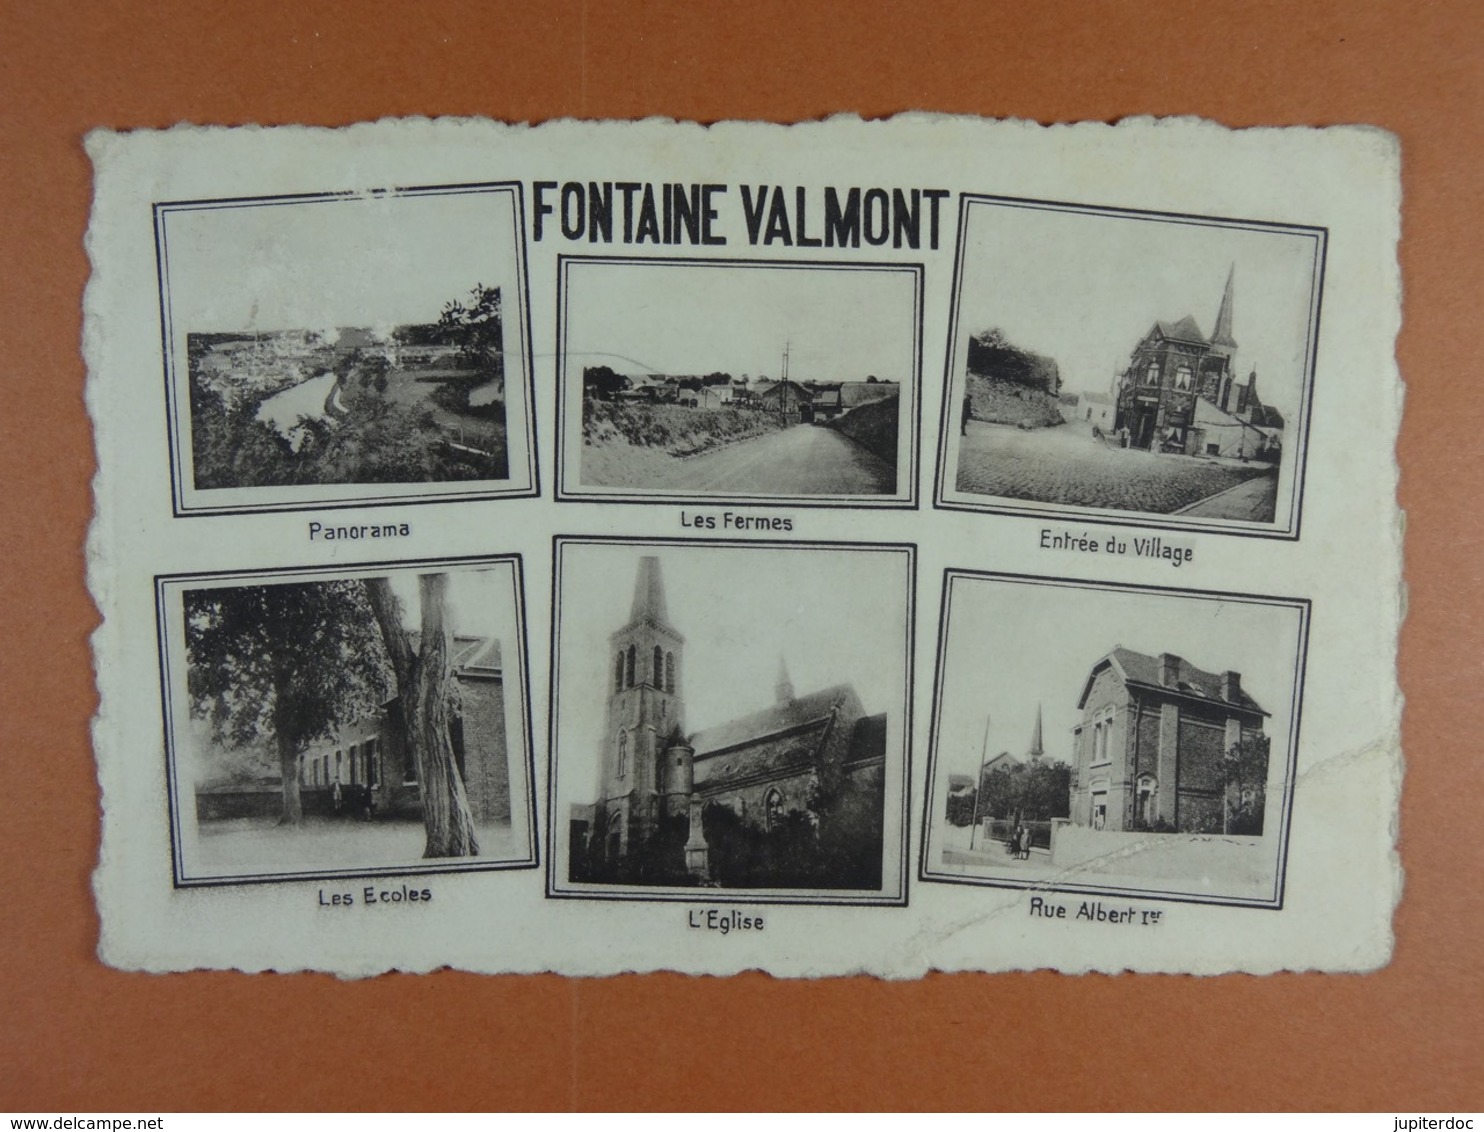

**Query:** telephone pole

left=967, top=713, right=991, bottom=851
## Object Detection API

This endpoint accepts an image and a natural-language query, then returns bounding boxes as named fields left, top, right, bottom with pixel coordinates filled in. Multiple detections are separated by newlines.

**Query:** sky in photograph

left=553, top=543, right=910, bottom=802
left=380, top=567, right=504, bottom=643
left=163, top=190, right=518, bottom=337
left=563, top=262, right=916, bottom=383
left=954, top=204, right=1321, bottom=421
left=934, top=576, right=1303, bottom=788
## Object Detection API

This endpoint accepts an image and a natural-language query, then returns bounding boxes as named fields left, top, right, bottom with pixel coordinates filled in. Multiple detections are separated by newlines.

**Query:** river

left=255, top=371, right=339, bottom=449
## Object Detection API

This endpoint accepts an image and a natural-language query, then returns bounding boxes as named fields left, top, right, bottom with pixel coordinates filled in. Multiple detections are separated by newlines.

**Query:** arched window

left=1144, top=361, right=1160, bottom=386
left=614, top=652, right=624, bottom=693
left=764, top=788, right=784, bottom=831
left=665, top=652, right=675, bottom=693
left=335, top=750, right=342, bottom=783
left=617, top=730, right=628, bottom=779
left=653, top=645, right=664, bottom=688
left=1175, top=365, right=1192, bottom=390
left=625, top=645, right=636, bottom=688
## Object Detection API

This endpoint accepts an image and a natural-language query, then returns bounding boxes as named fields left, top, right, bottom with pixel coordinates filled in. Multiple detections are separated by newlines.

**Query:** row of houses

left=611, top=374, right=900, bottom=424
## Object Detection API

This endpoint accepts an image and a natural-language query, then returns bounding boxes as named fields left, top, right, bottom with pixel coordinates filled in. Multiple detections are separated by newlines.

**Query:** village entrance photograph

left=556, top=257, right=921, bottom=508
left=919, top=570, right=1309, bottom=908
left=546, top=537, right=913, bottom=904
left=935, top=196, right=1324, bottom=538
left=157, top=556, right=537, bottom=886
left=156, top=183, right=537, bottom=515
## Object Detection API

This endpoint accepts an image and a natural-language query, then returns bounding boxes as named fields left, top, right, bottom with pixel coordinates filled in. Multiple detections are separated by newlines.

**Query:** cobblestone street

left=955, top=421, right=1276, bottom=518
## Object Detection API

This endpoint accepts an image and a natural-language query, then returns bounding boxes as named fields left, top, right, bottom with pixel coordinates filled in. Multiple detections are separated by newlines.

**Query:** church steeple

left=1028, top=703, right=1044, bottom=761
left=775, top=655, right=795, bottom=703
left=1211, top=264, right=1238, bottom=351
left=629, top=555, right=671, bottom=627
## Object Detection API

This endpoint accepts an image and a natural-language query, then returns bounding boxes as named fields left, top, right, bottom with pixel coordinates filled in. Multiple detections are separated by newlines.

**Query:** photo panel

left=556, top=256, right=923, bottom=509
left=919, top=570, right=1309, bottom=908
left=157, top=554, right=538, bottom=886
left=935, top=196, right=1325, bottom=539
left=547, top=536, right=914, bottom=905
left=156, top=183, right=537, bottom=515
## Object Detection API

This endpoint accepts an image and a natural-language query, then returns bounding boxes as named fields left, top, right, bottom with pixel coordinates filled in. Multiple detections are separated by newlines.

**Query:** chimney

left=1159, top=653, right=1181, bottom=687
left=1222, top=670, right=1242, bottom=703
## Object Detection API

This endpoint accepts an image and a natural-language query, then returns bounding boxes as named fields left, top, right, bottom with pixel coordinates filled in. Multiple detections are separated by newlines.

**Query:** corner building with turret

left=568, top=555, right=888, bottom=889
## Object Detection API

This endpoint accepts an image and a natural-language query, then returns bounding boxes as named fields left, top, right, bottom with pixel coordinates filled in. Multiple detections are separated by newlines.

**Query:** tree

left=582, top=365, right=629, bottom=401
left=437, top=284, right=504, bottom=378
left=1221, top=732, right=1271, bottom=836
left=366, top=574, right=480, bottom=857
left=184, top=581, right=390, bottom=824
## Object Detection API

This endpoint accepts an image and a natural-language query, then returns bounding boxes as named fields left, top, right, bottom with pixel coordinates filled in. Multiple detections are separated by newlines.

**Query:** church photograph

left=937, top=195, right=1324, bottom=538
left=920, top=570, right=1307, bottom=908
left=547, top=538, right=913, bottom=904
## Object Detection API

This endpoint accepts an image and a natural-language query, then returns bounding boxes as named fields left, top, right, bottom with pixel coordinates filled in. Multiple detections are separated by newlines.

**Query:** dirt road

left=670, top=423, right=895, bottom=494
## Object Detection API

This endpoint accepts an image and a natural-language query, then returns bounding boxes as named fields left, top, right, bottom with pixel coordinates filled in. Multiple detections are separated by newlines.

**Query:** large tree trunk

left=274, top=698, right=304, bottom=825
left=366, top=574, right=479, bottom=858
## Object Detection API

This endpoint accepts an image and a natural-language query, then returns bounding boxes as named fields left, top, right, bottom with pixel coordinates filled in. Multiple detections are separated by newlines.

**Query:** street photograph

left=558, top=258, right=921, bottom=506
left=937, top=197, right=1324, bottom=536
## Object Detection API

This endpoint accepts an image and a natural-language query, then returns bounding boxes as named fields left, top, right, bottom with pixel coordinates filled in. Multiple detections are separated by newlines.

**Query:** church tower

left=598, top=556, right=686, bottom=859
left=1027, top=703, right=1045, bottom=762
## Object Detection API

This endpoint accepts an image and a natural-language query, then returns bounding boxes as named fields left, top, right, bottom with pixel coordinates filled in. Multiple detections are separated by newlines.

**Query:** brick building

left=1112, top=266, right=1284, bottom=459
left=569, top=556, right=888, bottom=885
left=1069, top=647, right=1269, bottom=835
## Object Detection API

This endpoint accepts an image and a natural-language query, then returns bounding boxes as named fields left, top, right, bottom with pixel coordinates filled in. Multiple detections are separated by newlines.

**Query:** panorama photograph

left=157, top=186, right=533, bottom=511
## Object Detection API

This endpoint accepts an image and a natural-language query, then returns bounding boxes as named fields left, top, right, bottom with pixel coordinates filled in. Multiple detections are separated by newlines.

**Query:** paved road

left=955, top=422, right=1273, bottom=517
left=669, top=423, right=895, bottom=495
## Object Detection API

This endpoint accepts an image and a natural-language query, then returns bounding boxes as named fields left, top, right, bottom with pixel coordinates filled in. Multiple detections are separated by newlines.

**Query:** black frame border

left=553, top=254, right=925, bottom=511
left=154, top=181, right=541, bottom=517
left=156, top=551, right=541, bottom=890
left=932, top=192, right=1328, bottom=542
left=544, top=533, right=916, bottom=908
left=916, top=567, right=1311, bottom=911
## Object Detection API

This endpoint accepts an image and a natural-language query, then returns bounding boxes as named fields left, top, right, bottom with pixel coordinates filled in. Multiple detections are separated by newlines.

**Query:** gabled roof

left=1153, top=315, right=1209, bottom=346
left=690, top=683, right=857, bottom=759
left=452, top=634, right=502, bottom=673
left=947, top=773, right=975, bottom=792
left=1078, top=647, right=1268, bottom=716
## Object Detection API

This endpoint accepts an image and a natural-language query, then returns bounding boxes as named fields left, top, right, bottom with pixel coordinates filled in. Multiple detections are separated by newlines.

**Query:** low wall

left=826, top=395, right=899, bottom=468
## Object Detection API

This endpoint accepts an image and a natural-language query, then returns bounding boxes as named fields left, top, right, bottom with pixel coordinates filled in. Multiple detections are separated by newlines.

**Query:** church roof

left=1154, top=315, right=1209, bottom=346
left=847, top=712, right=887, bottom=765
left=691, top=683, right=856, bottom=759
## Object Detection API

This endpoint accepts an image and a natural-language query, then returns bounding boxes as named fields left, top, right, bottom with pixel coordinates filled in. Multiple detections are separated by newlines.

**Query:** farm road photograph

left=561, top=259, right=920, bottom=505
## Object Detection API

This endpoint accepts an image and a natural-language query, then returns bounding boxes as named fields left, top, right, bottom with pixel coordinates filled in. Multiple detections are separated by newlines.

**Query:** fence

left=984, top=818, right=1052, bottom=852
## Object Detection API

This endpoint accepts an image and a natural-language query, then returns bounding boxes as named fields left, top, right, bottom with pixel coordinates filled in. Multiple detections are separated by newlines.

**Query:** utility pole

left=780, top=341, right=791, bottom=426
left=967, top=713, right=991, bottom=851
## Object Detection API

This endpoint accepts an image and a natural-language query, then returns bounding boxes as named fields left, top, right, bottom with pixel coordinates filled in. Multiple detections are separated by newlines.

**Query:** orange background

left=2, top=0, right=1480, bottom=1111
